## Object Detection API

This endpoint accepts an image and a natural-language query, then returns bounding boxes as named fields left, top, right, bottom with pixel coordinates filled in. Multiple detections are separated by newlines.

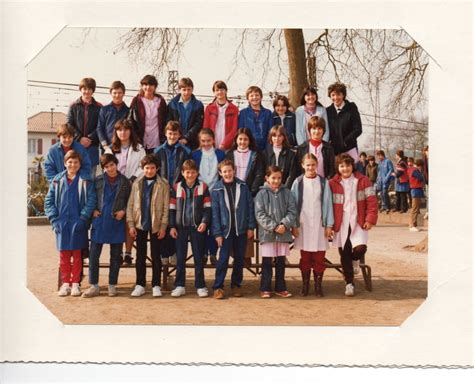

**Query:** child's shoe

left=409, top=226, right=420, bottom=232
left=345, top=283, right=355, bottom=297
left=213, top=288, right=225, bottom=299
left=123, top=252, right=133, bottom=265
left=231, top=286, right=242, bottom=297
left=260, top=291, right=271, bottom=299
left=152, top=285, right=163, bottom=297
left=275, top=290, right=292, bottom=298
left=353, top=260, right=360, bottom=275
left=170, top=286, right=186, bottom=297
left=161, top=257, right=169, bottom=266
left=108, top=285, right=117, bottom=297
left=131, top=285, right=146, bottom=297
left=197, top=287, right=209, bottom=297
left=71, top=283, right=81, bottom=297
left=58, top=283, right=71, bottom=297
left=82, top=285, right=100, bottom=298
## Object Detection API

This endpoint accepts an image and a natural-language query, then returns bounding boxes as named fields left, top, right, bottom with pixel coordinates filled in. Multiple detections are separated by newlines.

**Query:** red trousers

left=299, top=250, right=326, bottom=273
left=59, top=250, right=82, bottom=284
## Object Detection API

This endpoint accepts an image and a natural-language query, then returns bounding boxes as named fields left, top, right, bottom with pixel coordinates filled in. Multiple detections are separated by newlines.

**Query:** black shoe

left=210, top=255, right=217, bottom=265
left=124, top=253, right=133, bottom=265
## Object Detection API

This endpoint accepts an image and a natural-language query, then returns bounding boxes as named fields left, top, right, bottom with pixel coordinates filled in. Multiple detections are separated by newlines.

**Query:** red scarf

left=309, top=139, right=322, bottom=147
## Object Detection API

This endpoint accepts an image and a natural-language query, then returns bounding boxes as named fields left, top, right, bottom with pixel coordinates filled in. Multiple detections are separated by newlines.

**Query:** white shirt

left=199, top=148, right=219, bottom=190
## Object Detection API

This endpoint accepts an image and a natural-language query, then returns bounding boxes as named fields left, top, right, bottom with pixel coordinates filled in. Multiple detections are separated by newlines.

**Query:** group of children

left=43, top=75, right=389, bottom=300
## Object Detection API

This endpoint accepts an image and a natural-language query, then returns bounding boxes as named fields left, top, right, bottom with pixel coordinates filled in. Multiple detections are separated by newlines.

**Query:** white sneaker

left=131, top=285, right=146, bottom=297
left=171, top=286, right=186, bottom=297
left=169, top=254, right=177, bottom=266
left=161, top=257, right=169, bottom=266
left=197, top=288, right=209, bottom=298
left=152, top=285, right=163, bottom=297
left=409, top=226, right=420, bottom=232
left=345, top=283, right=355, bottom=297
left=108, top=285, right=117, bottom=297
left=82, top=285, right=100, bottom=298
left=353, top=260, right=360, bottom=275
left=58, top=283, right=70, bottom=297
left=71, top=283, right=81, bottom=297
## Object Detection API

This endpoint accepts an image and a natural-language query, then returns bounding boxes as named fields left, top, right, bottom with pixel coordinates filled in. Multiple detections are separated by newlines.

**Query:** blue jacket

left=97, top=102, right=130, bottom=148
left=295, top=104, right=330, bottom=145
left=211, top=178, right=256, bottom=239
left=191, top=148, right=226, bottom=167
left=238, top=105, right=273, bottom=151
left=167, top=94, right=204, bottom=149
left=44, top=141, right=92, bottom=182
left=153, top=142, right=191, bottom=186
left=271, top=111, right=297, bottom=147
left=44, top=170, right=96, bottom=250
left=376, top=158, right=395, bottom=190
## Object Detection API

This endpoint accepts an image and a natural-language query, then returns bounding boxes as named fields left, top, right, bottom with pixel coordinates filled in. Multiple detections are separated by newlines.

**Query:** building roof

left=28, top=111, right=67, bottom=133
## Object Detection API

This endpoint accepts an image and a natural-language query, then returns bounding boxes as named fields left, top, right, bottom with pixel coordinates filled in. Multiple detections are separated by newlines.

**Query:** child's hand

left=170, top=228, right=178, bottom=239
left=197, top=223, right=207, bottom=233
left=129, top=227, right=137, bottom=239
left=291, top=228, right=300, bottom=238
left=158, top=229, right=166, bottom=239
left=363, top=222, right=373, bottom=230
left=93, top=210, right=101, bottom=218
left=80, top=137, right=91, bottom=148
left=324, top=227, right=333, bottom=239
left=274, top=224, right=286, bottom=234
left=216, top=236, right=224, bottom=248
left=114, top=210, right=125, bottom=220
left=247, top=230, right=254, bottom=240
left=179, top=138, right=188, bottom=145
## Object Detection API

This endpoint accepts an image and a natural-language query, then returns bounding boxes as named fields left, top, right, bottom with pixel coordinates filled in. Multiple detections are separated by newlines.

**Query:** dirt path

left=27, top=215, right=427, bottom=326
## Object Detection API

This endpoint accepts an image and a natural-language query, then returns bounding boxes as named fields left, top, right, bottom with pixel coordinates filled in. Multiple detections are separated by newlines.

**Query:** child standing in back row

left=255, top=166, right=297, bottom=298
left=295, top=86, right=329, bottom=145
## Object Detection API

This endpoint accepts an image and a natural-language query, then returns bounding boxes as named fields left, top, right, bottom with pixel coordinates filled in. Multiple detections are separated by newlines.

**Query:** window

left=28, top=139, right=37, bottom=154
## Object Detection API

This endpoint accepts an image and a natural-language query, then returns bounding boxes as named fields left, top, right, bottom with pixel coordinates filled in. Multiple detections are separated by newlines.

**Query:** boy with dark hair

left=82, top=154, right=131, bottom=298
left=44, top=150, right=96, bottom=297
left=211, top=159, right=256, bottom=299
left=126, top=154, right=169, bottom=297
left=44, top=123, right=92, bottom=182
left=67, top=77, right=103, bottom=177
left=128, top=74, right=168, bottom=153
left=407, top=159, right=425, bottom=231
left=326, top=82, right=362, bottom=161
left=97, top=81, right=130, bottom=152
left=366, top=155, right=378, bottom=184
left=355, top=152, right=368, bottom=175
left=238, top=85, right=273, bottom=152
left=167, top=77, right=204, bottom=149
left=169, top=159, right=212, bottom=297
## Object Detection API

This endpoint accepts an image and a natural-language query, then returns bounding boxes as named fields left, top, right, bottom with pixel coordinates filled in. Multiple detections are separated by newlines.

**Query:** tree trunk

left=284, top=29, right=308, bottom=110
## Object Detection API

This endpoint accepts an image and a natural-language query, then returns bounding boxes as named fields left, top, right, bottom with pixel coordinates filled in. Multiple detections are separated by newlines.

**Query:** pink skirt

left=259, top=242, right=290, bottom=257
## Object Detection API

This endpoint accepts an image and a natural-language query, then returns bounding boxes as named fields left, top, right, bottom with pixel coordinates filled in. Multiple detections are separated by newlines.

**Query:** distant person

left=238, top=85, right=273, bottom=152
left=263, top=125, right=297, bottom=188
left=375, top=150, right=394, bottom=213
left=391, top=150, right=409, bottom=213
left=167, top=77, right=204, bottom=149
left=211, top=159, right=256, bottom=299
left=126, top=154, right=169, bottom=297
left=128, top=74, right=168, bottom=153
left=97, top=81, right=130, bottom=153
left=406, top=157, right=415, bottom=208
left=67, top=77, right=102, bottom=178
left=44, top=123, right=91, bottom=182
left=202, top=80, right=238, bottom=151
left=169, top=160, right=212, bottom=298
left=295, top=86, right=329, bottom=145
left=329, top=154, right=378, bottom=297
left=255, top=165, right=297, bottom=299
left=355, top=152, right=368, bottom=175
left=296, top=116, right=335, bottom=179
left=291, top=154, right=334, bottom=297
left=422, top=145, right=429, bottom=220
left=271, top=95, right=297, bottom=147
left=407, top=159, right=426, bottom=232
left=366, top=155, right=378, bottom=185
left=44, top=150, right=96, bottom=297
left=82, top=154, right=131, bottom=298
left=326, top=82, right=362, bottom=161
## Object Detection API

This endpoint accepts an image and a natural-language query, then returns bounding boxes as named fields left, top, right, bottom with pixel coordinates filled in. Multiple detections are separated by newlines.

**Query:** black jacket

left=67, top=97, right=102, bottom=146
left=153, top=143, right=191, bottom=186
left=326, top=100, right=362, bottom=155
left=167, top=94, right=204, bottom=149
left=226, top=150, right=265, bottom=197
left=94, top=173, right=132, bottom=214
left=263, top=146, right=297, bottom=189
left=296, top=141, right=336, bottom=179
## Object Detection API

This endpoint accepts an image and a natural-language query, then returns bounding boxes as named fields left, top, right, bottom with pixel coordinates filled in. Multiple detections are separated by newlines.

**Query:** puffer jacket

left=126, top=174, right=169, bottom=233
left=94, top=173, right=131, bottom=214
left=254, top=184, right=297, bottom=243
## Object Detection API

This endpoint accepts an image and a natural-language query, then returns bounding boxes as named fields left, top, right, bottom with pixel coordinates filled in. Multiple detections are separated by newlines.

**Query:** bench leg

left=361, top=265, right=373, bottom=291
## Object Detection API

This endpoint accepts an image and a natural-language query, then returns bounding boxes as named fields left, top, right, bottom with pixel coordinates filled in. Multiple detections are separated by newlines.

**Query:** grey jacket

left=254, top=184, right=297, bottom=244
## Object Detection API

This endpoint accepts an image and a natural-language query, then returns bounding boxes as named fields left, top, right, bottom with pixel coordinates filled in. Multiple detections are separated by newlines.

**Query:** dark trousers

left=205, top=230, right=218, bottom=257
left=158, top=230, right=176, bottom=259
left=135, top=229, right=162, bottom=287
left=381, top=187, right=391, bottom=210
left=338, top=228, right=367, bottom=284
left=395, top=191, right=409, bottom=212
left=213, top=232, right=247, bottom=289
left=260, top=256, right=286, bottom=292
left=88, top=242, right=122, bottom=285
left=174, top=227, right=206, bottom=289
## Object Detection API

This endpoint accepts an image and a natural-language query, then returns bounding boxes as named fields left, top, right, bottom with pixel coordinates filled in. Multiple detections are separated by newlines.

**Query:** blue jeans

left=213, top=232, right=247, bottom=289
left=381, top=187, right=391, bottom=210
left=260, top=256, right=286, bottom=292
left=174, top=227, right=206, bottom=289
left=205, top=230, right=218, bottom=257
left=88, top=242, right=122, bottom=285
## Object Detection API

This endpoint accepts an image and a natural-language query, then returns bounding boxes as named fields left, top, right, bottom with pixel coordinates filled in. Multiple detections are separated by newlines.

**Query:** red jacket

left=407, top=166, right=425, bottom=189
left=395, top=159, right=409, bottom=183
left=329, top=172, right=378, bottom=232
left=203, top=100, right=239, bottom=150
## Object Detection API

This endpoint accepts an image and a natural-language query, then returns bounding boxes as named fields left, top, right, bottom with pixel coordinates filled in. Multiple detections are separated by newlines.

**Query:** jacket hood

left=260, top=182, right=289, bottom=194
left=213, top=177, right=245, bottom=190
